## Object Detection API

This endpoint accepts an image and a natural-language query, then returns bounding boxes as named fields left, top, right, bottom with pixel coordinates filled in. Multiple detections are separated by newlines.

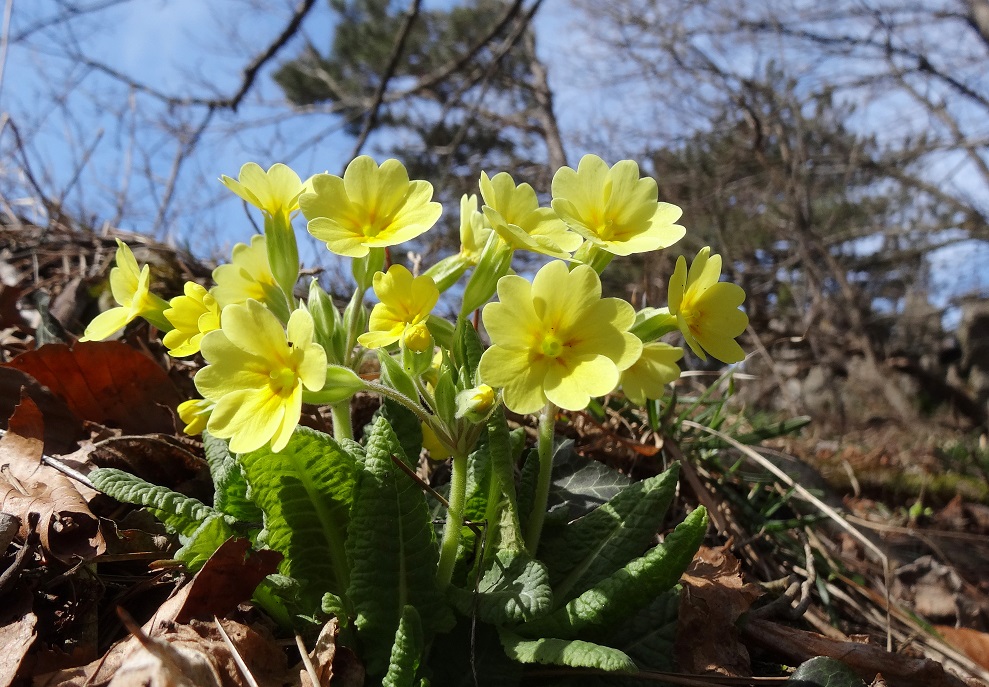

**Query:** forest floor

left=1, top=223, right=988, bottom=686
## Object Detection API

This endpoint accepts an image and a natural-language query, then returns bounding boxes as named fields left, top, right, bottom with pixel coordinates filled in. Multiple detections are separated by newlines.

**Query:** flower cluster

left=82, top=154, right=748, bottom=455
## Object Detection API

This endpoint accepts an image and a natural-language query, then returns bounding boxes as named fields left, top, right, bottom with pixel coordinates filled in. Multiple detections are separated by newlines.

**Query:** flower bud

left=455, top=384, right=496, bottom=423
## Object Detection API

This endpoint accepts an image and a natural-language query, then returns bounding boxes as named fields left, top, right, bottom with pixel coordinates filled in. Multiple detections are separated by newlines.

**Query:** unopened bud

left=455, top=384, right=496, bottom=422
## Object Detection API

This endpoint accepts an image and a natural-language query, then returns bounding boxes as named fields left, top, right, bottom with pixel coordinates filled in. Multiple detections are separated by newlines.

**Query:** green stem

left=364, top=381, right=443, bottom=433
left=436, top=450, right=468, bottom=588
left=343, top=286, right=365, bottom=367
left=330, top=400, right=354, bottom=441
left=524, top=402, right=557, bottom=554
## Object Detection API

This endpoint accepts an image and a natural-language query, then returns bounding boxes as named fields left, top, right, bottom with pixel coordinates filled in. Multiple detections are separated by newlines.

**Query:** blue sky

left=2, top=0, right=987, bottom=317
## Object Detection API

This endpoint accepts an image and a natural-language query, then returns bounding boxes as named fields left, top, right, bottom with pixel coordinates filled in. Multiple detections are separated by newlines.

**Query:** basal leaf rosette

left=479, top=261, right=641, bottom=414
left=479, top=171, right=581, bottom=260
left=300, top=156, right=442, bottom=258
left=163, top=282, right=221, bottom=357
left=81, top=239, right=172, bottom=341
left=669, top=247, right=748, bottom=363
left=195, top=300, right=327, bottom=453
left=357, top=265, right=439, bottom=353
left=552, top=155, right=685, bottom=257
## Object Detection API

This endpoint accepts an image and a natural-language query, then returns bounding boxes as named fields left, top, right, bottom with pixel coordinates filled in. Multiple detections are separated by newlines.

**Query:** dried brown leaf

left=0, top=394, right=105, bottom=562
left=675, top=545, right=764, bottom=676
left=935, top=626, right=989, bottom=671
left=3, top=342, right=180, bottom=435
left=0, top=591, right=36, bottom=687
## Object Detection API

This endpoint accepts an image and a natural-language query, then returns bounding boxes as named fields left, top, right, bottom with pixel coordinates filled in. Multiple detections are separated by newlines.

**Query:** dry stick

left=0, top=428, right=97, bottom=490
left=680, top=419, right=894, bottom=651
left=0, top=0, right=14, bottom=98
left=152, top=108, right=214, bottom=240
left=213, top=616, right=261, bottom=687
left=345, top=0, right=423, bottom=166
left=295, top=633, right=322, bottom=687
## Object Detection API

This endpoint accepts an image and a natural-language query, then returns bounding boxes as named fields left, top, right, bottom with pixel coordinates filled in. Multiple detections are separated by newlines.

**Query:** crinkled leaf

left=174, top=514, right=237, bottom=571
left=90, top=467, right=216, bottom=538
left=383, top=605, right=424, bottom=687
left=499, top=630, right=637, bottom=673
left=518, top=507, right=708, bottom=640
left=347, top=416, right=452, bottom=677
left=784, top=656, right=866, bottom=687
left=449, top=549, right=553, bottom=624
left=610, top=589, right=679, bottom=671
left=239, top=426, right=357, bottom=608
left=547, top=440, right=631, bottom=522
left=542, top=463, right=681, bottom=602
left=203, top=431, right=262, bottom=523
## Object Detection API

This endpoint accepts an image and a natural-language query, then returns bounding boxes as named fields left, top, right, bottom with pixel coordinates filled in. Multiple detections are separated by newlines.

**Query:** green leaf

left=499, top=630, right=637, bottom=673
left=426, top=313, right=455, bottom=351
left=203, top=432, right=262, bottom=523
left=609, top=589, right=679, bottom=671
left=784, top=657, right=865, bottom=687
left=378, top=349, right=419, bottom=402
left=174, top=514, right=237, bottom=571
left=547, top=440, right=631, bottom=522
left=347, top=415, right=452, bottom=677
left=449, top=549, right=553, bottom=624
left=541, top=464, right=681, bottom=603
left=518, top=507, right=708, bottom=640
left=239, top=426, right=358, bottom=608
left=485, top=408, right=523, bottom=550
left=383, top=605, right=424, bottom=687
left=433, top=362, right=458, bottom=429
left=90, top=467, right=218, bottom=538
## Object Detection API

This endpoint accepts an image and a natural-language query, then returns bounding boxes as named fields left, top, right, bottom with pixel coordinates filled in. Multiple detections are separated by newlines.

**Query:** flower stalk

left=524, top=401, right=557, bottom=554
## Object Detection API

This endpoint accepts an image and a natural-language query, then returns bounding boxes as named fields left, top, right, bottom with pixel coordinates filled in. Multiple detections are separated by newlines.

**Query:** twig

left=0, top=428, right=96, bottom=490
left=345, top=0, right=422, bottom=165
left=0, top=512, right=39, bottom=596
left=0, top=0, right=14, bottom=99
left=215, top=616, right=260, bottom=687
left=295, top=633, right=321, bottom=687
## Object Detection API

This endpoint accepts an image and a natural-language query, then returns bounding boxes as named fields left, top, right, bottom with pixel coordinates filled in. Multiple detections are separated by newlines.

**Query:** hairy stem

left=524, top=402, right=556, bottom=554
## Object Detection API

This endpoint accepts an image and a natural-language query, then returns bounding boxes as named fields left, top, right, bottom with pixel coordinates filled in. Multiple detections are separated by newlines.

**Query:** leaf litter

left=1, top=224, right=989, bottom=686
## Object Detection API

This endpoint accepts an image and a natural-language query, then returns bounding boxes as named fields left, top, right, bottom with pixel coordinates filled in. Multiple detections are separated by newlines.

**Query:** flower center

left=541, top=333, right=564, bottom=358
left=597, top=217, right=616, bottom=240
left=269, top=366, right=297, bottom=394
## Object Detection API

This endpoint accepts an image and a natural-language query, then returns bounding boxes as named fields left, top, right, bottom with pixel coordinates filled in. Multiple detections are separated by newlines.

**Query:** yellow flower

left=163, top=282, right=221, bottom=357
left=478, top=261, right=641, bottom=414
left=357, top=265, right=439, bottom=350
left=458, top=194, right=493, bottom=264
left=551, top=155, right=685, bottom=256
left=210, top=235, right=286, bottom=314
left=195, top=300, right=327, bottom=453
left=81, top=239, right=171, bottom=341
left=479, top=171, right=581, bottom=260
left=177, top=398, right=214, bottom=436
left=221, top=162, right=307, bottom=219
left=621, top=343, right=683, bottom=405
left=455, top=384, right=496, bottom=422
left=421, top=422, right=452, bottom=462
left=668, top=247, right=748, bottom=363
left=300, top=156, right=442, bottom=258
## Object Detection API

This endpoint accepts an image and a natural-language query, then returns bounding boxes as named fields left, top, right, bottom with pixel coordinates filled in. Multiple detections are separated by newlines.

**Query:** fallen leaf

left=0, top=367, right=83, bottom=454
left=675, top=545, right=763, bottom=676
left=0, top=394, right=105, bottom=562
left=61, top=435, right=207, bottom=493
left=934, top=625, right=989, bottom=671
left=3, top=342, right=180, bottom=435
left=0, top=591, right=36, bottom=687
left=174, top=537, right=283, bottom=624
left=38, top=537, right=285, bottom=686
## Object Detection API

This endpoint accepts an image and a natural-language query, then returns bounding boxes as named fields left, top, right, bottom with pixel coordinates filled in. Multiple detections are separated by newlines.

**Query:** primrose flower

left=479, top=261, right=641, bottom=414
left=300, top=156, right=442, bottom=258
left=221, top=162, right=308, bottom=220
left=552, top=155, right=685, bottom=256
left=479, top=171, right=581, bottom=260
left=163, top=282, right=221, bottom=357
left=357, top=265, right=439, bottom=350
left=177, top=398, right=214, bottom=436
left=621, top=343, right=683, bottom=405
left=456, top=384, right=496, bottom=422
left=210, top=235, right=286, bottom=315
left=81, top=239, right=171, bottom=341
left=669, top=247, right=748, bottom=363
left=459, top=194, right=493, bottom=264
left=195, top=300, right=327, bottom=453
